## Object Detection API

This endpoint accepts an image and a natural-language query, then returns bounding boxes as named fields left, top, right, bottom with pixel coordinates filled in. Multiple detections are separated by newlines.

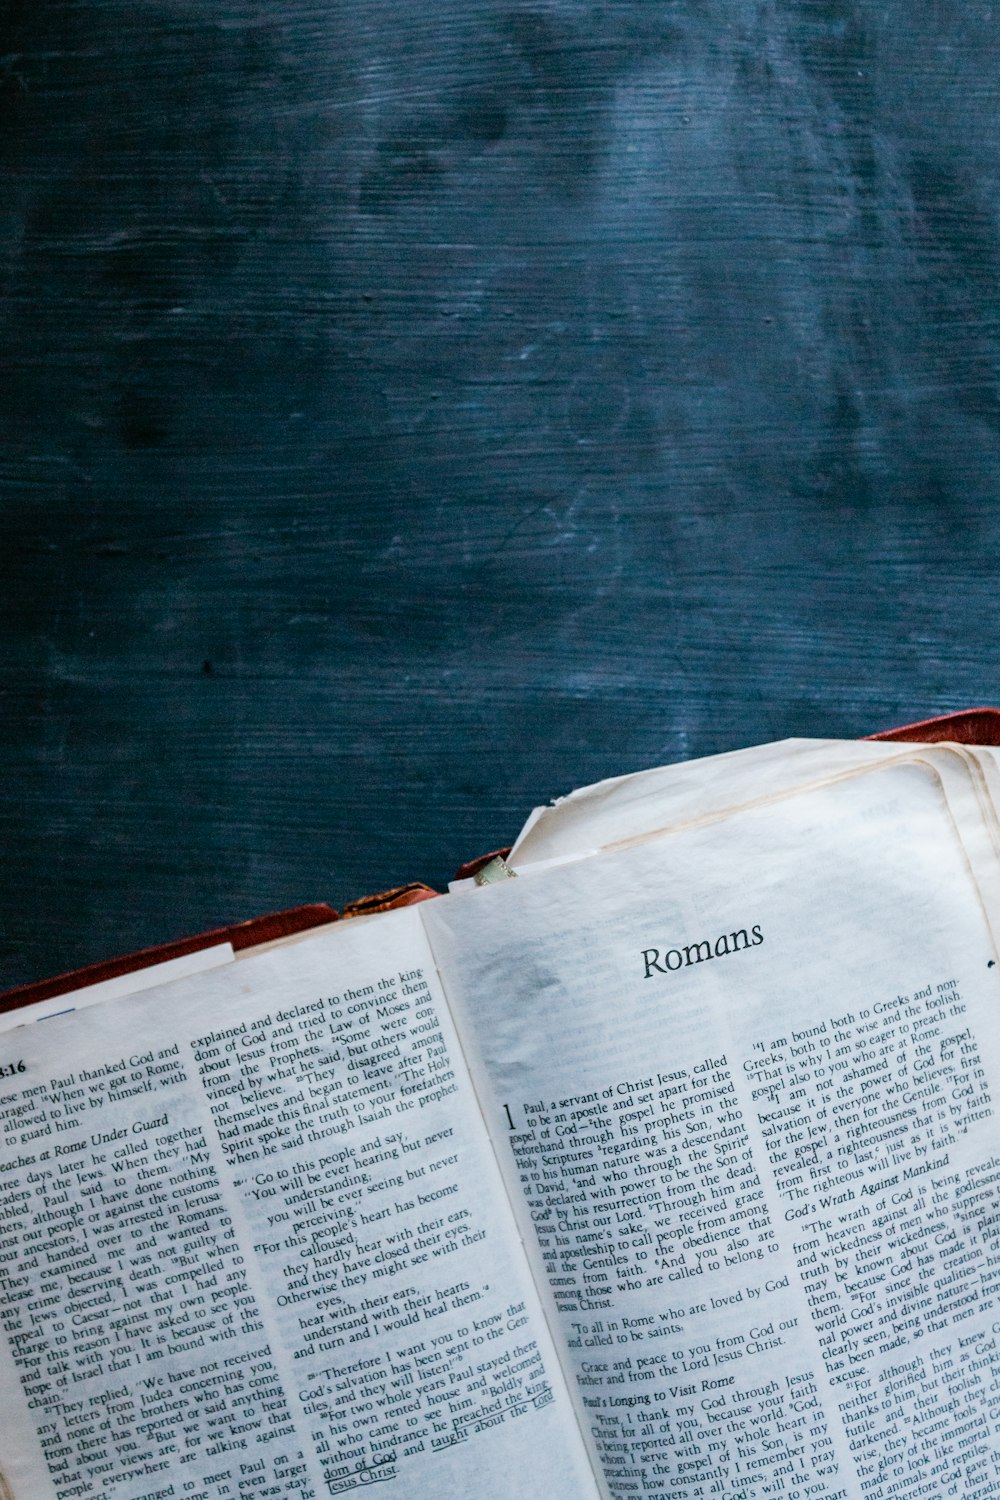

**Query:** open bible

left=4, top=732, right=1000, bottom=1500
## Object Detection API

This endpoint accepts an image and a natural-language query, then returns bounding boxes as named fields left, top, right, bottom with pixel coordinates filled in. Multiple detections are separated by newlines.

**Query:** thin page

left=916, top=748, right=1000, bottom=953
left=962, top=746, right=1000, bottom=858
left=509, top=739, right=827, bottom=867
left=509, top=738, right=916, bottom=870
left=424, top=760, right=1000, bottom=1500
left=0, top=909, right=598, bottom=1500
left=0, top=944, right=236, bottom=1034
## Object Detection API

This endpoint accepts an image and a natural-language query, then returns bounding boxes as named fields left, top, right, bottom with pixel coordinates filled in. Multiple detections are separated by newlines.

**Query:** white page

left=964, top=746, right=1000, bottom=857
left=425, top=760, right=1000, bottom=1500
left=0, top=910, right=598, bottom=1500
left=0, top=944, right=236, bottom=1033
left=509, top=737, right=916, bottom=868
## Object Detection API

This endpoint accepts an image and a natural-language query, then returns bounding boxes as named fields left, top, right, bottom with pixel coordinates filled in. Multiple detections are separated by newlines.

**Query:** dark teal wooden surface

left=2, top=1, right=999, bottom=984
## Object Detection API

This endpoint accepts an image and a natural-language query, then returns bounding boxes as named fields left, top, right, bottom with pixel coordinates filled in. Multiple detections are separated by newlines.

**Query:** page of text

left=425, top=762, right=1000, bottom=1500
left=0, top=911, right=598, bottom=1500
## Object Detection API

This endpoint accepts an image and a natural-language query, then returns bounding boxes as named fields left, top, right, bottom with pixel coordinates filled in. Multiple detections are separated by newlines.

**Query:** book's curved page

left=0, top=909, right=598, bottom=1500
left=0, top=944, right=235, bottom=1035
left=425, top=761, right=1000, bottom=1500
left=508, top=738, right=916, bottom=869
left=963, top=747, right=1000, bottom=856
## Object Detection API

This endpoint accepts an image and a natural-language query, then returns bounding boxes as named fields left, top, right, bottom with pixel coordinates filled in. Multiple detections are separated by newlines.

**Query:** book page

left=963, top=746, right=1000, bottom=859
left=0, top=945, right=236, bottom=1034
left=508, top=737, right=915, bottom=869
left=425, top=761, right=1000, bottom=1500
left=0, top=910, right=598, bottom=1500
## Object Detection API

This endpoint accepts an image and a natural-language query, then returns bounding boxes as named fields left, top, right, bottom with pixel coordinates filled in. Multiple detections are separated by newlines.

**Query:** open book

left=4, top=733, right=1000, bottom=1500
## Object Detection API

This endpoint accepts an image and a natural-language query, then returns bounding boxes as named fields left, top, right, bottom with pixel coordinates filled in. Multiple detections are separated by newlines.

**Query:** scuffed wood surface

left=3, top=1, right=1000, bottom=983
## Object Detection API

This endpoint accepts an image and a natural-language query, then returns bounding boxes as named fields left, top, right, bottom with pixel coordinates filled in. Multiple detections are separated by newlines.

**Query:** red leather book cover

left=867, top=707, right=1000, bottom=745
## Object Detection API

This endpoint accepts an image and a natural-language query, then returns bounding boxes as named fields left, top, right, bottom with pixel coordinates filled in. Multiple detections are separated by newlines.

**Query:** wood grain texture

left=2, top=0, right=1000, bottom=984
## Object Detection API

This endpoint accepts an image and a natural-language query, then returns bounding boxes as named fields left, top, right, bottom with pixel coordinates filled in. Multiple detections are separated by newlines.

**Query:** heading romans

left=642, top=923, right=763, bottom=979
